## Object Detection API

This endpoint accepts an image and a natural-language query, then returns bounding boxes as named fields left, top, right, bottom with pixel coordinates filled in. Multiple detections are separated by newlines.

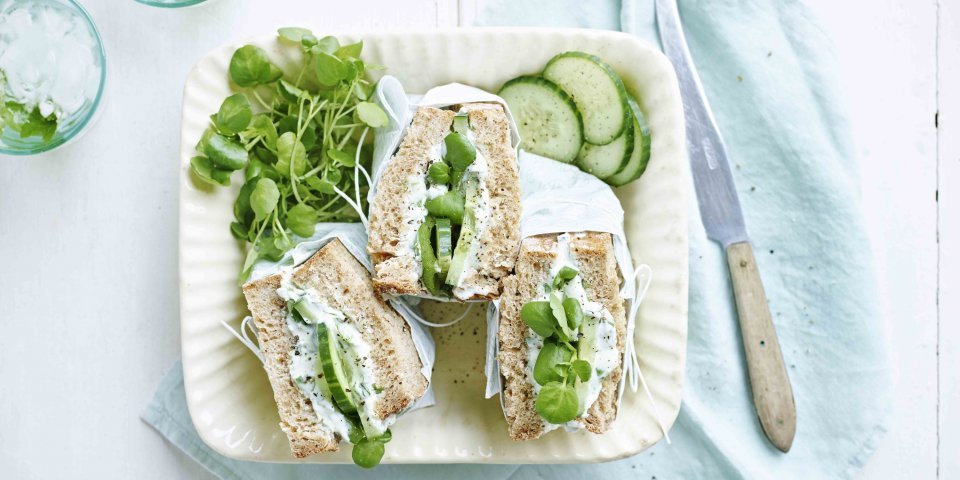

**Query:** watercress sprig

left=521, top=266, right=595, bottom=425
left=189, top=28, right=389, bottom=285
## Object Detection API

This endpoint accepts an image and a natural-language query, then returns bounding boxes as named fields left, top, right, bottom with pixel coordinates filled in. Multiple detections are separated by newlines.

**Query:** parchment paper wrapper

left=367, top=76, right=521, bottom=303
left=483, top=152, right=638, bottom=411
left=249, top=222, right=436, bottom=411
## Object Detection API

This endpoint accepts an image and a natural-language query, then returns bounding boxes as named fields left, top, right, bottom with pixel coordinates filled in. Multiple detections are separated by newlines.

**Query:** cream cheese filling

left=278, top=269, right=394, bottom=440
left=525, top=233, right=620, bottom=432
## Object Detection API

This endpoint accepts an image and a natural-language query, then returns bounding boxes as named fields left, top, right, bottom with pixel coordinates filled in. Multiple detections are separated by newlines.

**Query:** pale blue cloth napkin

left=144, top=1, right=891, bottom=478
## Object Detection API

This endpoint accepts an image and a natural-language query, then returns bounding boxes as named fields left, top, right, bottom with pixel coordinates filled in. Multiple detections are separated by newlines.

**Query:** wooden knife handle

left=726, top=241, right=797, bottom=452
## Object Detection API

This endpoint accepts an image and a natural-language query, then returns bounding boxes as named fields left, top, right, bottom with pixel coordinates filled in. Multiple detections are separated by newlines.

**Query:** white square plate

left=179, top=27, right=689, bottom=464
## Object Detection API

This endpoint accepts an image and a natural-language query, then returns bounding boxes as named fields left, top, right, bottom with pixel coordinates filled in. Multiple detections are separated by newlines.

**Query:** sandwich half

left=498, top=232, right=626, bottom=440
left=368, top=102, right=521, bottom=301
left=242, top=239, right=428, bottom=459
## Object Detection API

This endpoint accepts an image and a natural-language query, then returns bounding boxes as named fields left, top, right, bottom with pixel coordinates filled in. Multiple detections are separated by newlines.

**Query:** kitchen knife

left=655, top=0, right=797, bottom=452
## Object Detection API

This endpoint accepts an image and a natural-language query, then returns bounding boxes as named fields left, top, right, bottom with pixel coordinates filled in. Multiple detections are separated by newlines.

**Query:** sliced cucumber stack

left=499, top=76, right=583, bottom=163
left=316, top=322, right=360, bottom=416
left=543, top=52, right=630, bottom=146
left=499, top=51, right=650, bottom=186
left=607, top=96, right=652, bottom=187
left=576, top=113, right=635, bottom=180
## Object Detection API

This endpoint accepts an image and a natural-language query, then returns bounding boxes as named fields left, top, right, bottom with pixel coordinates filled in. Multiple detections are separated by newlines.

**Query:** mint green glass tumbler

left=0, top=0, right=106, bottom=155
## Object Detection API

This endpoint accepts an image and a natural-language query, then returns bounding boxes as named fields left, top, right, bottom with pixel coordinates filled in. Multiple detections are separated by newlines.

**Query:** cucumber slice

left=576, top=112, right=635, bottom=179
left=316, top=323, right=359, bottom=415
left=499, top=76, right=582, bottom=163
left=435, top=217, right=453, bottom=276
left=543, top=52, right=630, bottom=146
left=607, top=96, right=652, bottom=187
left=453, top=114, right=469, bottom=135
left=445, top=176, right=479, bottom=286
left=417, top=217, right=443, bottom=296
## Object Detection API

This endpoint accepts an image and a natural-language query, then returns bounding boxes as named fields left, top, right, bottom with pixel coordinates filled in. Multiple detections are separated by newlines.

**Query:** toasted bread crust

left=368, top=103, right=521, bottom=301
left=497, top=232, right=626, bottom=440
left=242, top=239, right=428, bottom=458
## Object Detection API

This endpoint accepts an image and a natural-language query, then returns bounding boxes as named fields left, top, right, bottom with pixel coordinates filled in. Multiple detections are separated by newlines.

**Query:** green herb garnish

left=424, top=190, right=465, bottom=224
left=0, top=100, right=58, bottom=142
left=192, top=28, right=389, bottom=285
left=524, top=266, right=597, bottom=425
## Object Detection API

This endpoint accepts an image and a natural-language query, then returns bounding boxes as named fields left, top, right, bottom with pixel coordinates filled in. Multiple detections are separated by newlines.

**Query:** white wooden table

left=0, top=0, right=953, bottom=478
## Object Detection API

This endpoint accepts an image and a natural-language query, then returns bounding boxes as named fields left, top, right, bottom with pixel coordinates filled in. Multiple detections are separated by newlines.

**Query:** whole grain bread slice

left=368, top=107, right=454, bottom=296
left=367, top=103, right=521, bottom=301
left=242, top=239, right=429, bottom=458
left=497, top=232, right=626, bottom=441
left=452, top=104, right=522, bottom=301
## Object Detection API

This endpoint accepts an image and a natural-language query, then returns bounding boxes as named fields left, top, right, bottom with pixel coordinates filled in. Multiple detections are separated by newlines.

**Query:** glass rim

left=0, top=0, right=107, bottom=156
left=133, top=0, right=208, bottom=8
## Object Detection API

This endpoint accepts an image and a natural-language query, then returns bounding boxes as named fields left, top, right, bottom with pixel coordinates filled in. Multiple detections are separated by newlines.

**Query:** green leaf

left=326, top=166, right=342, bottom=184
left=562, top=297, right=584, bottom=330
left=234, top=179, right=258, bottom=223
left=277, top=115, right=317, bottom=150
left=520, top=301, right=557, bottom=337
left=190, top=156, right=229, bottom=186
left=443, top=132, right=476, bottom=170
left=275, top=132, right=307, bottom=178
left=19, top=107, right=58, bottom=141
left=354, top=82, right=370, bottom=100
left=203, top=133, right=248, bottom=170
left=306, top=175, right=336, bottom=194
left=428, top=162, right=450, bottom=184
left=213, top=93, right=252, bottom=136
left=278, top=27, right=313, bottom=43
left=534, top=340, right=574, bottom=385
left=258, top=231, right=286, bottom=261
left=314, top=52, right=348, bottom=86
left=311, top=35, right=340, bottom=55
left=549, top=291, right=570, bottom=337
left=230, top=221, right=248, bottom=240
left=535, top=382, right=580, bottom=424
left=195, top=126, right=215, bottom=153
left=287, top=203, right=318, bottom=237
left=211, top=168, right=233, bottom=185
left=277, top=79, right=305, bottom=103
left=334, top=40, right=363, bottom=59
left=251, top=178, right=280, bottom=221
left=238, top=246, right=260, bottom=285
left=552, top=266, right=579, bottom=289
left=571, top=359, right=592, bottom=382
left=300, top=34, right=318, bottom=49
left=356, top=101, right=388, bottom=128
left=244, top=114, right=278, bottom=150
left=328, top=148, right=355, bottom=167
left=351, top=437, right=385, bottom=469
left=424, top=190, right=465, bottom=224
left=229, top=45, right=283, bottom=87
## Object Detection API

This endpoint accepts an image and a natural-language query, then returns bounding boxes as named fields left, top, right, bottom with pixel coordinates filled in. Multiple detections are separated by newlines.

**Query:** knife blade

left=655, top=0, right=797, bottom=452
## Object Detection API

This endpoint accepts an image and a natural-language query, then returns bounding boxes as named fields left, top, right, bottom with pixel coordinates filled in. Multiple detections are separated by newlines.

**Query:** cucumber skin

left=576, top=115, right=635, bottom=180
left=607, top=96, right=652, bottom=187
left=543, top=51, right=632, bottom=146
left=315, top=323, right=360, bottom=416
left=499, top=75, right=583, bottom=164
